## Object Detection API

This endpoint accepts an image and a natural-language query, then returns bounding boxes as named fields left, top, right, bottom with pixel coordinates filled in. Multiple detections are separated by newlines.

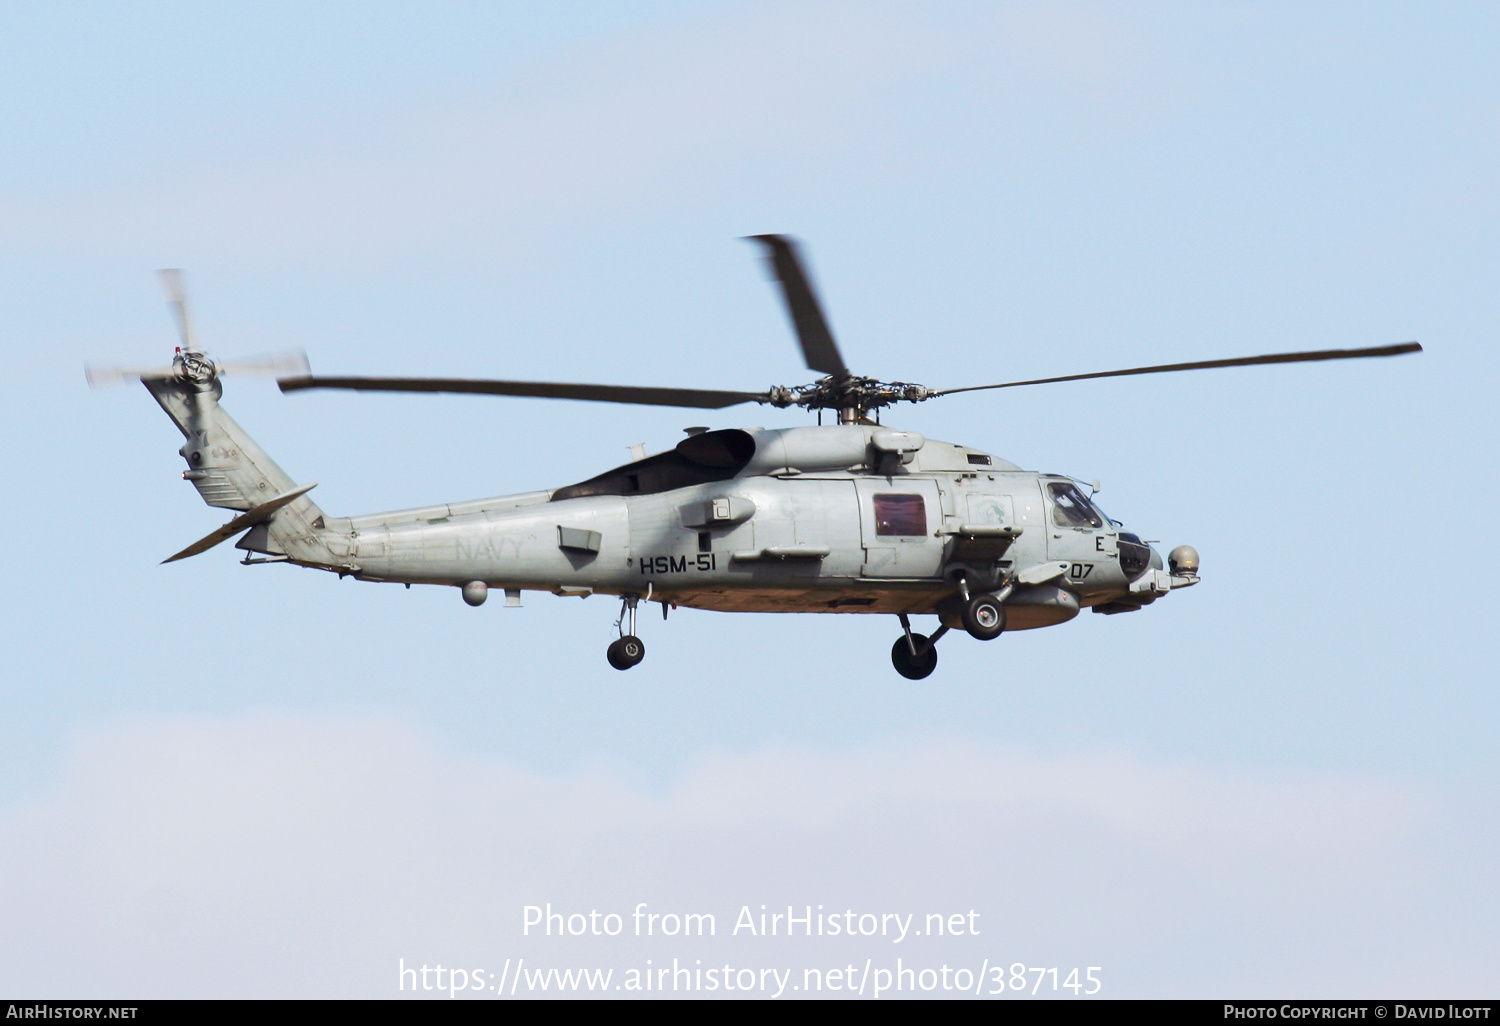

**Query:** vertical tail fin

left=145, top=375, right=346, bottom=568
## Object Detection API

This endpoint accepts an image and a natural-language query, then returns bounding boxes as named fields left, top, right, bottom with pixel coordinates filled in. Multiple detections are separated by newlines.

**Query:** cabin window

left=873, top=493, right=927, bottom=536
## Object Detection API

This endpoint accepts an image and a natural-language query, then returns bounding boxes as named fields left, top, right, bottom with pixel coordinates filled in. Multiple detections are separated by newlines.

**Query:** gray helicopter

left=91, top=240, right=1421, bottom=678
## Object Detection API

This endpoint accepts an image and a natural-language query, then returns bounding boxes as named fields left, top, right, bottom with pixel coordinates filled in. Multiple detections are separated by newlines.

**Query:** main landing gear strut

left=607, top=590, right=647, bottom=670
left=891, top=577, right=1012, bottom=680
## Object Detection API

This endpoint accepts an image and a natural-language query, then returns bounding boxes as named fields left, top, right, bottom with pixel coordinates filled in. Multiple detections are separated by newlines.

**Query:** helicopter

left=90, top=239, right=1421, bottom=678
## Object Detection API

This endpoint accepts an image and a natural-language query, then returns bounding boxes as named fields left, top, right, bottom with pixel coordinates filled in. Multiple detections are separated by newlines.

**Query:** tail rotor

left=85, top=269, right=308, bottom=389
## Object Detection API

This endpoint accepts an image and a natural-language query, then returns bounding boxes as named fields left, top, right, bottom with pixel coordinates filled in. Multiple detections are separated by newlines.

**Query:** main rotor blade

left=746, top=234, right=849, bottom=378
left=279, top=375, right=769, bottom=410
left=933, top=342, right=1423, bottom=396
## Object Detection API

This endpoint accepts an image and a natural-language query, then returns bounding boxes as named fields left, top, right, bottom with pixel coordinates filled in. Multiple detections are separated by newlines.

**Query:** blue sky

left=2, top=1, right=1496, bottom=998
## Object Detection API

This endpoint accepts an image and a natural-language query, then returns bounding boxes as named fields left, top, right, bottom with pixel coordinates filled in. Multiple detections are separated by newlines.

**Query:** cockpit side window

left=1048, top=482, right=1104, bottom=528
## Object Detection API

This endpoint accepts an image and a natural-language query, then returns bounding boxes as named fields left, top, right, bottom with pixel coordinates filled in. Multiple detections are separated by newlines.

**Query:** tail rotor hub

left=174, top=348, right=218, bottom=385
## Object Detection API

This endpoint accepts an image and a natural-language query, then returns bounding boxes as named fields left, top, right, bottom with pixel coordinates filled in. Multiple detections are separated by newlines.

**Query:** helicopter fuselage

left=146, top=373, right=1194, bottom=644
left=300, top=424, right=1190, bottom=629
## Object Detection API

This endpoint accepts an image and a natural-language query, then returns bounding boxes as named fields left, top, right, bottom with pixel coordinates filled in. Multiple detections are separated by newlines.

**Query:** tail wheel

left=961, top=594, right=1006, bottom=641
left=891, top=635, right=938, bottom=680
left=607, top=635, right=646, bottom=670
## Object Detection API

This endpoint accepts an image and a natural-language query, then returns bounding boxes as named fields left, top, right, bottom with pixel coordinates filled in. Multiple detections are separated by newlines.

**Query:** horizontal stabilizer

left=162, top=482, right=318, bottom=564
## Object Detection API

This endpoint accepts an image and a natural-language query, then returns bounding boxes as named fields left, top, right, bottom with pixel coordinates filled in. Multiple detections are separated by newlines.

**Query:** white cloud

left=0, top=711, right=1492, bottom=998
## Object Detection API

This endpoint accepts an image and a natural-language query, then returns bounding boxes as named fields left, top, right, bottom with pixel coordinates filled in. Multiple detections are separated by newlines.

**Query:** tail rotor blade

left=746, top=235, right=849, bottom=378
left=218, top=350, right=310, bottom=378
left=157, top=268, right=197, bottom=352
left=85, top=363, right=179, bottom=388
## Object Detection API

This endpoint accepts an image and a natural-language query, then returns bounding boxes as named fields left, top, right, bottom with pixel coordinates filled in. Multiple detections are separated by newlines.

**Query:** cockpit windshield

left=1088, top=496, right=1121, bottom=527
left=1048, top=481, right=1104, bottom=528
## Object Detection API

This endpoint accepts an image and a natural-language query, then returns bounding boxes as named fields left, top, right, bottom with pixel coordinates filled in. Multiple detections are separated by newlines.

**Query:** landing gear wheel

left=606, top=635, right=646, bottom=670
left=962, top=594, right=1006, bottom=641
left=891, top=634, right=938, bottom=680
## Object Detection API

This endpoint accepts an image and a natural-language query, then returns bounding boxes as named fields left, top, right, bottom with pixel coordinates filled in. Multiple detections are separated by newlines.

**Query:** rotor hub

left=766, top=375, right=934, bottom=417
